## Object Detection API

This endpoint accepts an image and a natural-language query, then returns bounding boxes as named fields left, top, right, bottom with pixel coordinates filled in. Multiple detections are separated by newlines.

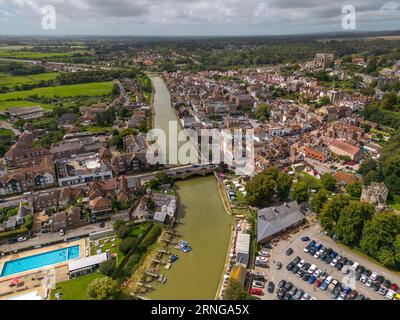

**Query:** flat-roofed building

left=68, top=252, right=109, bottom=278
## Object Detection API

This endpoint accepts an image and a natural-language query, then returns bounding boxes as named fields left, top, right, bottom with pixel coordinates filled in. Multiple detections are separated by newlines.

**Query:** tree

left=334, top=202, right=374, bottom=246
left=319, top=195, right=350, bottom=235
left=146, top=198, right=156, bottom=212
left=320, top=173, right=337, bottom=192
left=87, top=276, right=120, bottom=300
left=311, top=188, right=329, bottom=214
left=99, top=259, right=116, bottom=277
left=115, top=225, right=130, bottom=239
left=255, top=103, right=271, bottom=122
left=276, top=172, right=293, bottom=201
left=291, top=181, right=309, bottom=204
left=119, top=236, right=137, bottom=254
left=245, top=173, right=276, bottom=207
left=346, top=182, right=362, bottom=199
left=378, top=248, right=396, bottom=268
left=223, top=280, right=252, bottom=300
left=148, top=179, right=160, bottom=190
left=360, top=211, right=400, bottom=263
left=155, top=172, right=172, bottom=185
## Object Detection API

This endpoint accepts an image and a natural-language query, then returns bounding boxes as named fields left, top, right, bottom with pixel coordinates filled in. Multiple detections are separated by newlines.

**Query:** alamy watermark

left=41, top=5, right=56, bottom=30
left=342, top=5, right=356, bottom=30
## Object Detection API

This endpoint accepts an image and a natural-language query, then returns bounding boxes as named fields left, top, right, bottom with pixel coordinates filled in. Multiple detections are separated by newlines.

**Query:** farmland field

left=0, top=72, right=59, bottom=86
left=0, top=51, right=76, bottom=60
left=0, top=100, right=54, bottom=111
left=0, top=81, right=113, bottom=101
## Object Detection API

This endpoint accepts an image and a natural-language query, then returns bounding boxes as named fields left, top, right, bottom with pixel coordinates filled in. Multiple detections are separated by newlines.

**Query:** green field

left=0, top=100, right=55, bottom=111
left=83, top=125, right=114, bottom=133
left=0, top=81, right=113, bottom=101
left=50, top=272, right=101, bottom=300
left=0, top=51, right=75, bottom=60
left=0, top=72, right=58, bottom=86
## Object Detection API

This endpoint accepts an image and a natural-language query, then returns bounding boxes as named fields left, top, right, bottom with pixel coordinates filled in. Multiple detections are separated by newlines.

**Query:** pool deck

left=0, top=239, right=85, bottom=299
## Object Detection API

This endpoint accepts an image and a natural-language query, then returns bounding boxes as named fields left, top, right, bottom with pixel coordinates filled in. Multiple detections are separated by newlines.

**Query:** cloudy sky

left=0, top=0, right=399, bottom=35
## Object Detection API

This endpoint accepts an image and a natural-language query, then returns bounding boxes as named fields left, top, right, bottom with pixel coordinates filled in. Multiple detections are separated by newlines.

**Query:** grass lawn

left=0, top=81, right=113, bottom=101
left=83, top=125, right=114, bottom=133
left=0, top=100, right=55, bottom=111
left=50, top=272, right=101, bottom=300
left=0, top=72, right=58, bottom=86
left=90, top=236, right=124, bottom=264
left=130, top=222, right=151, bottom=237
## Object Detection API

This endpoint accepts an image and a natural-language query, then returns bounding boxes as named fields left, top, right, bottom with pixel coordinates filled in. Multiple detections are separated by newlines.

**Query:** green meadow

left=0, top=51, right=76, bottom=60
left=0, top=72, right=59, bottom=86
left=0, top=81, right=113, bottom=101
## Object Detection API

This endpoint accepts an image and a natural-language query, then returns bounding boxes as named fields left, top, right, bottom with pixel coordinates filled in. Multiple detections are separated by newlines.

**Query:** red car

left=314, top=279, right=322, bottom=287
left=390, top=283, right=398, bottom=292
left=250, top=288, right=264, bottom=296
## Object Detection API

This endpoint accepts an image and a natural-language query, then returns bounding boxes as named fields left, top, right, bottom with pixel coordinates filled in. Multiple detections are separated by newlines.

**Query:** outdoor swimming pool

left=1, top=245, right=80, bottom=277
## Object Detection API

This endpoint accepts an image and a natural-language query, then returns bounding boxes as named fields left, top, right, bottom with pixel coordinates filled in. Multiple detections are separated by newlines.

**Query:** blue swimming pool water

left=1, top=245, right=80, bottom=277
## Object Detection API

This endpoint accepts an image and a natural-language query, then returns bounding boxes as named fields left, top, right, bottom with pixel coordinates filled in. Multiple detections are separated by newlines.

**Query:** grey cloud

left=1, top=0, right=400, bottom=34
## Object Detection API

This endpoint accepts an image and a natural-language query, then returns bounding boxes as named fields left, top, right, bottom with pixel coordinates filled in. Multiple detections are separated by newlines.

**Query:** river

left=147, top=75, right=232, bottom=299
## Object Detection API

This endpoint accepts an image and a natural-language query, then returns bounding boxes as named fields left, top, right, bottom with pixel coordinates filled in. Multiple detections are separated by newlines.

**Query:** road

left=256, top=223, right=400, bottom=300
left=0, top=121, right=21, bottom=136
left=0, top=221, right=113, bottom=253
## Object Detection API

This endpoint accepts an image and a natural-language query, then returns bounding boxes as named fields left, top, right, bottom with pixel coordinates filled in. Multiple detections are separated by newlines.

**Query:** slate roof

left=257, top=201, right=305, bottom=242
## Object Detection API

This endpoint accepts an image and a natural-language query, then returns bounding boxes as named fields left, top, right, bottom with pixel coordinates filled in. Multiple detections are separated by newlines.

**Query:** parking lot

left=252, top=223, right=400, bottom=300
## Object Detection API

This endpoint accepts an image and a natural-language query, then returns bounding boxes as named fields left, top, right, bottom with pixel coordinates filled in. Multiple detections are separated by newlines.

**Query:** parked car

left=324, top=276, right=333, bottom=285
left=302, top=273, right=310, bottom=282
left=253, top=281, right=265, bottom=289
left=383, top=279, right=392, bottom=289
left=17, top=237, right=27, bottom=242
left=366, top=279, right=373, bottom=287
left=307, top=276, right=317, bottom=284
left=320, top=282, right=329, bottom=291
left=348, top=290, right=358, bottom=300
left=285, top=248, right=294, bottom=256
left=308, top=264, right=317, bottom=274
left=288, top=286, right=298, bottom=296
left=267, top=281, right=275, bottom=293
left=337, top=292, right=348, bottom=300
left=275, top=262, right=282, bottom=270
left=360, top=274, right=368, bottom=284
left=331, top=289, right=340, bottom=299
left=313, top=269, right=322, bottom=278
left=301, top=293, right=310, bottom=300
left=379, top=286, right=388, bottom=296
left=250, top=288, right=263, bottom=296
left=390, top=283, right=398, bottom=292
left=292, top=256, right=301, bottom=265
left=293, top=289, right=304, bottom=300
left=297, top=260, right=305, bottom=268
left=59, top=229, right=65, bottom=236
left=286, top=262, right=294, bottom=271
left=376, top=275, right=385, bottom=284
left=292, top=266, right=300, bottom=274
left=278, top=280, right=286, bottom=289
left=351, top=262, right=360, bottom=271
left=301, top=236, right=311, bottom=242
left=258, top=250, right=270, bottom=257
left=314, top=279, right=322, bottom=287
left=284, top=282, right=293, bottom=291
left=386, top=289, right=396, bottom=300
